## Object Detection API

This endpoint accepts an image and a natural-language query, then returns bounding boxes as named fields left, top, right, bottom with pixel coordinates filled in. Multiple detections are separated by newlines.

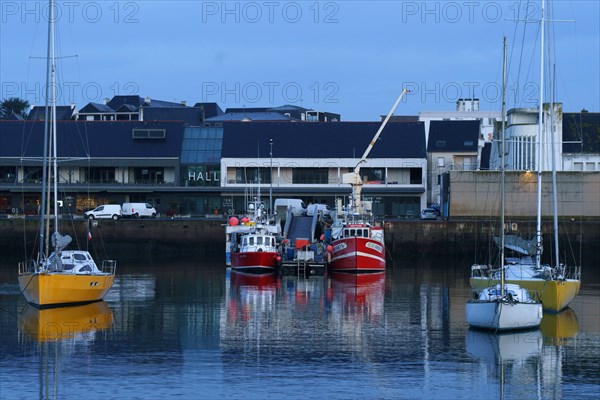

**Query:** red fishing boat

left=230, top=228, right=282, bottom=273
left=326, top=89, right=410, bottom=273
left=328, top=221, right=386, bottom=272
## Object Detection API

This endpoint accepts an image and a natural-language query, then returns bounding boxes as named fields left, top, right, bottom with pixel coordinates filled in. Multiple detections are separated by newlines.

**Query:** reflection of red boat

left=228, top=270, right=279, bottom=323
left=328, top=224, right=385, bottom=272
left=329, top=271, right=385, bottom=317
left=230, top=270, right=279, bottom=289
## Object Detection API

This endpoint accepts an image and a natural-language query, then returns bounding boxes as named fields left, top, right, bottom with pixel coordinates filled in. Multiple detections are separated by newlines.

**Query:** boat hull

left=470, top=277, right=580, bottom=312
left=231, top=251, right=279, bottom=272
left=18, top=273, right=115, bottom=308
left=466, top=300, right=542, bottom=331
left=328, top=237, right=386, bottom=272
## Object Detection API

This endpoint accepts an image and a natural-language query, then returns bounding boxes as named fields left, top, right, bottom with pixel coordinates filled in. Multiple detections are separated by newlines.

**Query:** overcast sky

left=1, top=0, right=598, bottom=120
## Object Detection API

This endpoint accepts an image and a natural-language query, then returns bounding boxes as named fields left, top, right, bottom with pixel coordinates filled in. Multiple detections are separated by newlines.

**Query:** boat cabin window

left=63, top=264, right=75, bottom=270
left=78, top=265, right=92, bottom=273
left=257, top=237, right=263, bottom=245
left=73, top=254, right=87, bottom=261
left=249, top=237, right=255, bottom=246
left=271, top=238, right=275, bottom=247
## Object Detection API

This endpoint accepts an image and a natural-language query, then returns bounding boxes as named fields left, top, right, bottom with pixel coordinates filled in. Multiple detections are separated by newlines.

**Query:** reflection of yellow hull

left=540, top=308, right=580, bottom=340
left=18, top=273, right=115, bottom=308
left=470, top=277, right=580, bottom=312
left=18, top=301, right=113, bottom=341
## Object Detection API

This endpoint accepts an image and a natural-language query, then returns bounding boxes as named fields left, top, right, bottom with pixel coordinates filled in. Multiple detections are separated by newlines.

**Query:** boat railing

left=561, top=265, right=581, bottom=281
left=470, top=264, right=492, bottom=278
left=101, top=260, right=117, bottom=275
left=18, top=260, right=38, bottom=275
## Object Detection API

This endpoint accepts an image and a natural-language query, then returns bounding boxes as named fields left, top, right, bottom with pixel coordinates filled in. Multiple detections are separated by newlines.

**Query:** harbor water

left=0, top=251, right=598, bottom=400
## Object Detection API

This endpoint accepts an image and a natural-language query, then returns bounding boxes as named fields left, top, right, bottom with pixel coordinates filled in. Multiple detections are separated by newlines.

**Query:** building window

left=293, top=168, right=328, bottom=184
left=585, top=162, right=595, bottom=171
left=436, top=140, right=446, bottom=148
left=0, top=166, right=17, bottom=183
left=361, top=168, right=385, bottom=183
left=132, top=129, right=166, bottom=139
left=81, top=167, right=115, bottom=184
left=23, top=167, right=42, bottom=183
left=410, top=168, right=422, bottom=184
left=235, top=167, right=271, bottom=184
left=181, top=126, right=223, bottom=164
left=133, top=167, right=164, bottom=184
left=573, top=162, right=583, bottom=171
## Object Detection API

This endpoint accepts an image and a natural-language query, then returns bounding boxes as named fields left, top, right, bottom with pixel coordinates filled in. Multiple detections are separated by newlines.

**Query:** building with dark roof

left=1, top=117, right=427, bottom=218
left=76, top=96, right=223, bottom=123
left=218, top=121, right=427, bottom=217
left=208, top=105, right=340, bottom=125
left=562, top=111, right=600, bottom=171
left=28, top=105, right=76, bottom=121
left=426, top=120, right=480, bottom=204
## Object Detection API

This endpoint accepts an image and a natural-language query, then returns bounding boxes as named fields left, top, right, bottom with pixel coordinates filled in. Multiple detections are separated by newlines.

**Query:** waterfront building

left=0, top=99, right=424, bottom=218
left=219, top=121, right=427, bottom=217
left=2, top=95, right=595, bottom=219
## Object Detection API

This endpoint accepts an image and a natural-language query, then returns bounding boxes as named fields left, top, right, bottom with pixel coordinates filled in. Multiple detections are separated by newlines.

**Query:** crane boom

left=354, top=88, right=410, bottom=174
left=342, top=88, right=410, bottom=214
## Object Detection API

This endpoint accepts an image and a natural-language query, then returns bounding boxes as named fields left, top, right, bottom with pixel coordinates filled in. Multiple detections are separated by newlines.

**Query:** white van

left=306, top=203, right=331, bottom=217
left=121, top=203, right=157, bottom=218
left=274, top=198, right=306, bottom=216
left=84, top=204, right=122, bottom=220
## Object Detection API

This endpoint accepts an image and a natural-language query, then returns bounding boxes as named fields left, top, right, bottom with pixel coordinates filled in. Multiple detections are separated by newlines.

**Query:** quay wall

left=1, top=218, right=598, bottom=266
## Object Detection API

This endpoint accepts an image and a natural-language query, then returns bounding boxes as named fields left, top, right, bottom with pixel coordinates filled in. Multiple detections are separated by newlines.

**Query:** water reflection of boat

left=227, top=270, right=279, bottom=323
left=466, top=329, right=542, bottom=362
left=329, top=271, right=385, bottom=318
left=540, top=308, right=580, bottom=341
left=18, top=301, right=113, bottom=342
left=230, top=270, right=279, bottom=290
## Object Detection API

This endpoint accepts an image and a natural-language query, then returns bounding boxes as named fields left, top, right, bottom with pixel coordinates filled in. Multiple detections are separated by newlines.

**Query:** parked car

left=420, top=208, right=438, bottom=220
left=121, top=203, right=157, bottom=218
left=84, top=204, right=122, bottom=220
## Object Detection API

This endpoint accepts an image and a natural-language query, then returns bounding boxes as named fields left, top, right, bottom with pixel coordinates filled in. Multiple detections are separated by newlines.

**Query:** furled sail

left=494, top=234, right=539, bottom=256
left=51, top=232, right=72, bottom=252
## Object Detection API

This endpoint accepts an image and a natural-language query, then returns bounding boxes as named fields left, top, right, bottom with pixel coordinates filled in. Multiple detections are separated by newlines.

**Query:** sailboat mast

left=50, top=0, right=59, bottom=237
left=500, top=36, right=507, bottom=294
left=535, top=0, right=545, bottom=269
left=550, top=61, right=560, bottom=270
left=38, top=0, right=53, bottom=261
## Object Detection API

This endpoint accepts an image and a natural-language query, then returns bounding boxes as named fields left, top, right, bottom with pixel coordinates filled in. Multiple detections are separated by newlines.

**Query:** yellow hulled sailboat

left=470, top=0, right=581, bottom=313
left=17, top=0, right=116, bottom=308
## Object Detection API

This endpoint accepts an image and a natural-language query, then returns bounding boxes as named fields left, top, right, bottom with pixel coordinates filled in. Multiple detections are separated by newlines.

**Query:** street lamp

left=269, top=138, right=273, bottom=215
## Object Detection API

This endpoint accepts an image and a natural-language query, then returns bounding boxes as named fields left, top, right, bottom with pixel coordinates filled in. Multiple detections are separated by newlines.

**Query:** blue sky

left=1, top=0, right=599, bottom=120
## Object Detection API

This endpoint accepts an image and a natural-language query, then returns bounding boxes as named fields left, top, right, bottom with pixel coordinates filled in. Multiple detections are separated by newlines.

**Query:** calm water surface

left=0, top=254, right=598, bottom=400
